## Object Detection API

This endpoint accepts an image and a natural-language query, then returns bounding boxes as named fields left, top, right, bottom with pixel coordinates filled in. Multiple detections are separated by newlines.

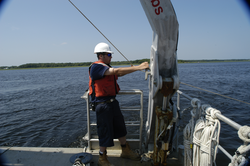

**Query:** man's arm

left=104, top=62, right=149, bottom=76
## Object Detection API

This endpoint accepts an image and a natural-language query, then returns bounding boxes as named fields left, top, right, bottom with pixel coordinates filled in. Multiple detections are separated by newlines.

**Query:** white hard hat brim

left=94, top=51, right=114, bottom=54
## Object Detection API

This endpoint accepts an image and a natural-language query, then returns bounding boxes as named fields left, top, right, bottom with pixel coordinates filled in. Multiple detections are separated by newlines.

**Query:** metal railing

left=176, top=90, right=250, bottom=161
left=81, top=89, right=143, bottom=152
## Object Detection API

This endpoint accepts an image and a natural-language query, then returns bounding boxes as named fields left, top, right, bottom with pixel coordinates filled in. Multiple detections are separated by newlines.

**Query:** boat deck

left=0, top=147, right=182, bottom=166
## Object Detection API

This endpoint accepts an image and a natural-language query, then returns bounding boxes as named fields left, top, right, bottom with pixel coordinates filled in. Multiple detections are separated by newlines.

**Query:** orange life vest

left=89, top=61, right=120, bottom=98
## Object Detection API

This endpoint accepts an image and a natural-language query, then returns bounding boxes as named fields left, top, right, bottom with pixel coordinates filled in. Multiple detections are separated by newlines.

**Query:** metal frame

left=82, top=89, right=143, bottom=152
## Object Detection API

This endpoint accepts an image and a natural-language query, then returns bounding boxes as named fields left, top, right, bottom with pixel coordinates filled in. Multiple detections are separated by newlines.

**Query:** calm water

left=1, top=62, right=250, bottom=164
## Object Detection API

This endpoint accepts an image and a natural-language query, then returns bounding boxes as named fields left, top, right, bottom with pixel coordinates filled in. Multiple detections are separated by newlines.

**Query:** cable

left=181, top=82, right=250, bottom=106
left=68, top=0, right=133, bottom=66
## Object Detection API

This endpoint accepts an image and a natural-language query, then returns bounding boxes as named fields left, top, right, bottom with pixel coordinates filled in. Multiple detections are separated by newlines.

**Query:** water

left=1, top=62, right=250, bottom=164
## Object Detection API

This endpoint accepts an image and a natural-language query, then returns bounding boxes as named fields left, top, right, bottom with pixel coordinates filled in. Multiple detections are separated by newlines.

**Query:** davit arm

left=140, top=0, right=179, bottom=165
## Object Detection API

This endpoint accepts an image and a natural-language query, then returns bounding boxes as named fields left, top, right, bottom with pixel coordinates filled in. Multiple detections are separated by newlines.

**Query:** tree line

left=1, top=59, right=249, bottom=70
left=0, top=59, right=150, bottom=69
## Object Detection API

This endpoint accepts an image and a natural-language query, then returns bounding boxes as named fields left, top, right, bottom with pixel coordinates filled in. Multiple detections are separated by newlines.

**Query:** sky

left=0, top=0, right=250, bottom=67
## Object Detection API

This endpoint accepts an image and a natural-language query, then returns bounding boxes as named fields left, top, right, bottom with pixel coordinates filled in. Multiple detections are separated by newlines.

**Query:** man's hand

left=138, top=62, right=149, bottom=70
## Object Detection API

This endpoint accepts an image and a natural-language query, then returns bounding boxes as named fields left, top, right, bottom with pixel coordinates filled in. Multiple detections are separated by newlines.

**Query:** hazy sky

left=0, top=0, right=250, bottom=66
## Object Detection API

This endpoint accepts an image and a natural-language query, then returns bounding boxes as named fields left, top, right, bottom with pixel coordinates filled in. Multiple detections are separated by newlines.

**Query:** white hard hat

left=94, top=42, right=114, bottom=54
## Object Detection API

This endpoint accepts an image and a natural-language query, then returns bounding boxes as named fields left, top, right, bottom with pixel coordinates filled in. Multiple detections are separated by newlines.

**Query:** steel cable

left=68, top=0, right=133, bottom=66
left=181, top=82, right=250, bottom=106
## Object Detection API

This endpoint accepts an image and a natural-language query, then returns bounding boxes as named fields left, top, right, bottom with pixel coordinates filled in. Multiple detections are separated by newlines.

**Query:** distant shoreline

left=1, top=59, right=250, bottom=70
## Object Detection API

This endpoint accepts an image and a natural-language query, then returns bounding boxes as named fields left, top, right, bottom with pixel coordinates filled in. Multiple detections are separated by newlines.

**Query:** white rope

left=180, top=92, right=250, bottom=166
left=140, top=152, right=153, bottom=162
left=184, top=121, right=194, bottom=166
left=191, top=106, right=221, bottom=166
left=183, top=98, right=201, bottom=166
left=228, top=145, right=248, bottom=166
left=238, top=126, right=250, bottom=143
left=229, top=126, right=250, bottom=166
left=193, top=118, right=205, bottom=166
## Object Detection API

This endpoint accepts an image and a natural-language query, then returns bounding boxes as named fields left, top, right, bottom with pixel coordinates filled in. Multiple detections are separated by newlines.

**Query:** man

left=88, top=42, right=149, bottom=166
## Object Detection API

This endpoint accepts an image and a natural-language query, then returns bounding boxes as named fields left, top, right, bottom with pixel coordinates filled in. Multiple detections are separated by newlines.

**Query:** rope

left=192, top=118, right=205, bottom=166
left=238, top=126, right=250, bottom=143
left=229, top=144, right=250, bottom=166
left=191, top=106, right=221, bottom=166
left=140, top=152, right=153, bottom=162
left=229, top=126, right=250, bottom=166
left=183, top=122, right=193, bottom=166
left=181, top=106, right=192, bottom=115
left=68, top=0, right=133, bottom=66
left=180, top=82, right=250, bottom=106
left=183, top=98, right=201, bottom=166
left=181, top=83, right=250, bottom=166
